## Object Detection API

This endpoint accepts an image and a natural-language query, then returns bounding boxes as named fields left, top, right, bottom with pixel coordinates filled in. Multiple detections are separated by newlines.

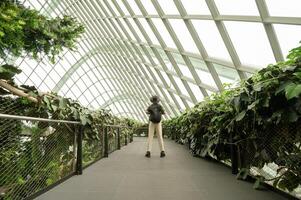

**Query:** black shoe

left=145, top=151, right=151, bottom=158
left=160, top=151, right=166, bottom=158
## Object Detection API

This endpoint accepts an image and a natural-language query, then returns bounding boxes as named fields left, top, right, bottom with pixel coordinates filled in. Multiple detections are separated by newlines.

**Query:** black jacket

left=146, top=103, right=165, bottom=123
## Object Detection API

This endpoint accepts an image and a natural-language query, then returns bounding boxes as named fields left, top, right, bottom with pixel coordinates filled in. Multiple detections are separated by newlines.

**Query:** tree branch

left=0, top=79, right=38, bottom=103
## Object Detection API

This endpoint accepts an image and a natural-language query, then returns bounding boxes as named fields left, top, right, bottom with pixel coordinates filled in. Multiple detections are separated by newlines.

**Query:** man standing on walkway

left=145, top=95, right=166, bottom=158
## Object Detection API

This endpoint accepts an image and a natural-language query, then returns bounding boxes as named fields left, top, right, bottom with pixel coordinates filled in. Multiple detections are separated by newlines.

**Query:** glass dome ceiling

left=9, top=0, right=301, bottom=122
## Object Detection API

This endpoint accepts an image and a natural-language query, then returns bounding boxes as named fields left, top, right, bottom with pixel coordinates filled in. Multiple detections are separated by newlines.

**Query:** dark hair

left=150, top=95, right=160, bottom=103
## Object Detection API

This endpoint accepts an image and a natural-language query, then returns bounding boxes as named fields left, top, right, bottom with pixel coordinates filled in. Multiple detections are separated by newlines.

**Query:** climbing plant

left=0, top=1, right=142, bottom=199
left=0, top=0, right=84, bottom=62
left=163, top=42, right=301, bottom=194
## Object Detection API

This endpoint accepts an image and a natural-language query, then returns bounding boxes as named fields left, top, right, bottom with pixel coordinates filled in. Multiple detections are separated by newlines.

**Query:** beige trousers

left=147, top=121, right=165, bottom=152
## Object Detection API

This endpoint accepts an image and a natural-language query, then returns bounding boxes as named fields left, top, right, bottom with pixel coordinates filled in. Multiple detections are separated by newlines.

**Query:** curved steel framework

left=13, top=0, right=301, bottom=122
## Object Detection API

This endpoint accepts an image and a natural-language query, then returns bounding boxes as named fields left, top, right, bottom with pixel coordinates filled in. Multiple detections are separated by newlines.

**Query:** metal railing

left=163, top=125, right=301, bottom=199
left=0, top=114, right=134, bottom=200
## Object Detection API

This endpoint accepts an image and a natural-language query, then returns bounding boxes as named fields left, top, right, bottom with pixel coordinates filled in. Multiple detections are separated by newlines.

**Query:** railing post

left=76, top=125, right=84, bottom=175
left=104, top=126, right=109, bottom=157
left=117, top=127, right=121, bottom=150
left=125, top=132, right=128, bottom=145
left=130, top=128, right=133, bottom=143
left=230, top=132, right=238, bottom=175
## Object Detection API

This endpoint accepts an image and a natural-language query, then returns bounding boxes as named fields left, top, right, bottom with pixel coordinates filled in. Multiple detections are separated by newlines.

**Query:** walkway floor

left=38, top=137, right=286, bottom=200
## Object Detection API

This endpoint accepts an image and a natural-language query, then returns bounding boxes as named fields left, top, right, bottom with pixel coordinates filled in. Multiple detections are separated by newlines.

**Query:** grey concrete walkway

left=38, top=137, right=286, bottom=200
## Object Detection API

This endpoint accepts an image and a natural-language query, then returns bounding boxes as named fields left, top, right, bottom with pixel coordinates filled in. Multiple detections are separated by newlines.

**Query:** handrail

left=0, top=113, right=80, bottom=124
left=0, top=113, right=134, bottom=199
left=103, top=124, right=131, bottom=128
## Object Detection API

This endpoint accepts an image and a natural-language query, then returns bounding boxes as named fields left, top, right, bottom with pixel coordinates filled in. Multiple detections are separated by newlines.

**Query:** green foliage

left=0, top=64, right=21, bottom=81
left=0, top=0, right=84, bottom=62
left=164, top=42, right=301, bottom=193
left=0, top=1, right=142, bottom=199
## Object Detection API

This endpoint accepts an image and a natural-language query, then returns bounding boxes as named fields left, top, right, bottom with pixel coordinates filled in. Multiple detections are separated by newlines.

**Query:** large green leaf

left=275, top=81, right=292, bottom=95
left=235, top=110, right=246, bottom=121
left=0, top=64, right=22, bottom=80
left=285, top=83, right=301, bottom=100
left=293, top=71, right=301, bottom=79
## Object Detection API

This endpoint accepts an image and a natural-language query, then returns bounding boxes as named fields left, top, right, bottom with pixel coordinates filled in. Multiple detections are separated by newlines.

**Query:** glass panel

left=181, top=0, right=210, bottom=15
left=43, top=76, right=56, bottom=89
left=127, top=0, right=142, bottom=15
left=95, top=83, right=108, bottom=97
left=110, top=20, right=127, bottom=39
left=90, top=1, right=106, bottom=18
left=173, top=76, right=189, bottom=97
left=152, top=19, right=176, bottom=48
left=82, top=74, right=94, bottom=86
left=39, top=83, right=51, bottom=92
left=119, top=19, right=136, bottom=40
left=106, top=0, right=120, bottom=16
left=15, top=71, right=28, bottom=85
left=146, top=47, right=160, bottom=64
left=187, top=101, right=195, bottom=108
left=192, top=20, right=232, bottom=61
left=266, top=0, right=301, bottom=17
left=90, top=100, right=100, bottom=109
left=274, top=24, right=301, bottom=57
left=128, top=18, right=146, bottom=42
left=224, top=21, right=275, bottom=68
left=78, top=95, right=89, bottom=106
left=157, top=0, right=179, bottom=15
left=189, top=57, right=207, bottom=71
left=157, top=48, right=169, bottom=63
left=214, top=0, right=259, bottom=16
left=162, top=88, right=173, bottom=104
left=213, top=64, right=240, bottom=85
left=169, top=19, right=199, bottom=53
left=64, top=51, right=77, bottom=65
left=195, top=68, right=216, bottom=88
left=87, top=69, right=100, bottom=83
left=188, top=82, right=204, bottom=102
left=174, top=95, right=186, bottom=110
left=206, top=89, right=214, bottom=97
left=140, top=0, right=158, bottom=15
left=161, top=71, right=173, bottom=89
left=109, top=104, right=118, bottom=113
left=115, top=0, right=130, bottom=15
left=246, top=72, right=254, bottom=78
left=83, top=90, right=95, bottom=103
left=47, top=69, right=61, bottom=84
left=25, top=0, right=44, bottom=10
left=178, top=63, right=194, bottom=79
left=142, top=65, right=153, bottom=81
left=139, top=19, right=160, bottom=45
left=188, top=57, right=217, bottom=88
left=29, top=72, right=43, bottom=87
left=54, top=64, right=68, bottom=77
left=100, top=1, right=113, bottom=16
left=170, top=52, right=194, bottom=79
left=149, top=67, right=160, bottom=81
